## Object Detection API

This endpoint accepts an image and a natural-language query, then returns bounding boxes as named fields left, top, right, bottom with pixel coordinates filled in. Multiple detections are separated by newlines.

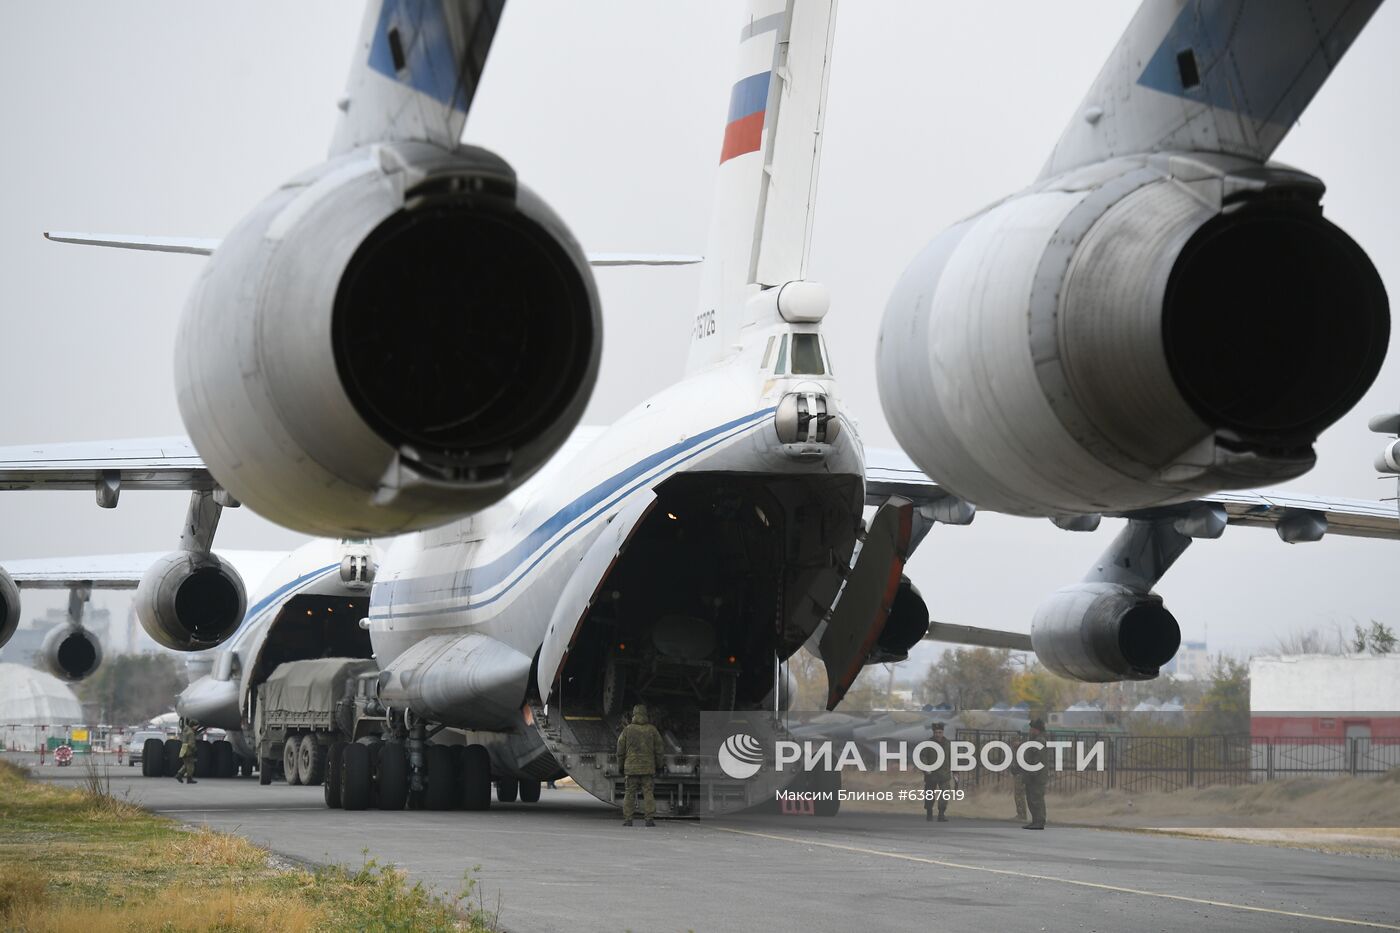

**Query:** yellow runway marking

left=706, top=825, right=1400, bottom=930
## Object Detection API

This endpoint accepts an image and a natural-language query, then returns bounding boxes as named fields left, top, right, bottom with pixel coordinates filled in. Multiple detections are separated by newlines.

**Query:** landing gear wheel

left=496, top=777, right=519, bottom=803
left=461, top=744, right=492, bottom=811
left=424, top=744, right=456, bottom=811
left=377, top=742, right=408, bottom=811
left=298, top=734, right=327, bottom=786
left=813, top=769, right=841, bottom=818
left=450, top=746, right=469, bottom=811
left=341, top=744, right=371, bottom=811
left=142, top=739, right=163, bottom=777
left=601, top=657, right=625, bottom=717
left=259, top=757, right=275, bottom=785
left=212, top=740, right=235, bottom=778
left=163, top=739, right=181, bottom=777
left=518, top=780, right=542, bottom=803
left=324, top=742, right=347, bottom=808
left=194, top=741, right=213, bottom=778
left=283, top=733, right=303, bottom=785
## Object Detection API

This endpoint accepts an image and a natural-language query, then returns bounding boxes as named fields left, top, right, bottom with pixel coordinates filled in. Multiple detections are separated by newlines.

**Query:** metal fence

left=955, top=729, right=1400, bottom=794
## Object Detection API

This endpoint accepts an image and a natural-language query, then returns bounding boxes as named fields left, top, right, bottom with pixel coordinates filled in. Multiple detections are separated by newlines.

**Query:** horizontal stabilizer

left=44, top=231, right=217, bottom=255
left=44, top=231, right=700, bottom=268
left=924, top=622, right=1032, bottom=652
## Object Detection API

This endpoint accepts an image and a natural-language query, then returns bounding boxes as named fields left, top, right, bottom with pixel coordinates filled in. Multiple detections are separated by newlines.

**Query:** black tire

left=283, top=733, right=302, bottom=785
left=341, top=743, right=371, bottom=811
left=194, top=741, right=213, bottom=778
left=163, top=739, right=181, bottom=777
left=324, top=741, right=347, bottom=808
left=461, top=744, right=492, bottom=811
left=376, top=742, right=408, bottom=811
left=496, top=777, right=519, bottom=803
left=425, top=744, right=456, bottom=811
left=299, top=734, right=327, bottom=786
left=813, top=769, right=841, bottom=818
left=259, top=756, right=275, bottom=786
left=142, top=739, right=163, bottom=777
left=518, top=779, right=542, bottom=803
left=212, top=740, right=235, bottom=778
left=450, top=746, right=468, bottom=810
left=239, top=756, right=255, bottom=778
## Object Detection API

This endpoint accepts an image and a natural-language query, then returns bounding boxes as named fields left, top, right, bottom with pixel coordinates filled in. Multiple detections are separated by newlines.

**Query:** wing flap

left=0, top=437, right=212, bottom=492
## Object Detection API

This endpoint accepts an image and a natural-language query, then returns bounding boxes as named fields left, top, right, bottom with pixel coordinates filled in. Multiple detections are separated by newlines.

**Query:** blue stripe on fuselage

left=371, top=407, right=777, bottom=618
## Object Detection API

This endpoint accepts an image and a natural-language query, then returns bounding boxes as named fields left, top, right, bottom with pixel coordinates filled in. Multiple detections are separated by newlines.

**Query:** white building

left=1249, top=654, right=1400, bottom=740
left=0, top=662, right=84, bottom=750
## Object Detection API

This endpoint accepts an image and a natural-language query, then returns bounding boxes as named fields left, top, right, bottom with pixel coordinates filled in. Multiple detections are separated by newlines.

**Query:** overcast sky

left=1, top=2, right=1396, bottom=667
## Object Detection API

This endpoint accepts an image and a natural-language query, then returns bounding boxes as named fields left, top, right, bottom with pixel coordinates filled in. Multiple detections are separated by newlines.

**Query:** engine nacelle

left=135, top=551, right=247, bottom=651
left=177, top=141, right=602, bottom=536
left=1031, top=582, right=1180, bottom=682
left=874, top=576, right=930, bottom=661
left=878, top=154, right=1388, bottom=516
left=0, top=566, right=18, bottom=649
left=41, top=625, right=103, bottom=682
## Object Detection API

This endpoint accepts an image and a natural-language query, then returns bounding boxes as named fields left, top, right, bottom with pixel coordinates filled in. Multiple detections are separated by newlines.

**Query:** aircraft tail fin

left=330, top=0, right=506, bottom=155
left=1041, top=0, right=1382, bottom=180
left=687, top=0, right=838, bottom=373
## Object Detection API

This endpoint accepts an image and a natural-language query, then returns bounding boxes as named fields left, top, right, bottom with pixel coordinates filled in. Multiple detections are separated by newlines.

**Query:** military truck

left=252, top=657, right=381, bottom=786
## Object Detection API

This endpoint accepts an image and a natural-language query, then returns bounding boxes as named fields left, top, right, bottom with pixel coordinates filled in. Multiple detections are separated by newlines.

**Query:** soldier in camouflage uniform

left=1009, top=733, right=1028, bottom=821
left=923, top=721, right=952, bottom=822
left=616, top=704, right=665, bottom=826
left=1021, top=718, right=1047, bottom=829
left=176, top=718, right=202, bottom=784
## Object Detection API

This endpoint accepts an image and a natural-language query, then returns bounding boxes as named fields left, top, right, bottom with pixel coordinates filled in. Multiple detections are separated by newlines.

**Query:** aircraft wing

left=1041, top=0, right=1383, bottom=179
left=0, top=550, right=287, bottom=593
left=863, top=445, right=1400, bottom=542
left=0, top=437, right=213, bottom=494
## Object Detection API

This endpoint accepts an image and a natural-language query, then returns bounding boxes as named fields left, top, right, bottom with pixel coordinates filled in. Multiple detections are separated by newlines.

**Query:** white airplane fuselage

left=368, top=315, right=864, bottom=790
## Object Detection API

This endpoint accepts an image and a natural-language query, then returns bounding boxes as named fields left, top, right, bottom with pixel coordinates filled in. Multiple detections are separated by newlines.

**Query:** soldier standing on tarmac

left=616, top=704, right=665, bottom=827
left=923, top=721, right=952, bottom=822
left=1009, top=733, right=1028, bottom=822
left=176, top=718, right=203, bottom=784
left=1022, top=718, right=1048, bottom=829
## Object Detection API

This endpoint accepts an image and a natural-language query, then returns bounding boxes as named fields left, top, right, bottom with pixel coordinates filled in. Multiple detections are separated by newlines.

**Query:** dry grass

left=0, top=758, right=493, bottom=931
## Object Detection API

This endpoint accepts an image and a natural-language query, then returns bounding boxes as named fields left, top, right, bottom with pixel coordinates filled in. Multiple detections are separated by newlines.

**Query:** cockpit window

left=790, top=333, right=826, bottom=375
left=761, top=336, right=776, bottom=369
left=774, top=334, right=789, bottom=374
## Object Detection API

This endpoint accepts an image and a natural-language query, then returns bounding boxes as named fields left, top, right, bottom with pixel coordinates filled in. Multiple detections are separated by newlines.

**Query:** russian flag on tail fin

left=720, top=71, right=772, bottom=163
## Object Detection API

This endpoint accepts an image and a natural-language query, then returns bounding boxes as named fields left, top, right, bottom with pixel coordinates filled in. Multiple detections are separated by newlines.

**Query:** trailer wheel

left=324, top=742, right=347, bottom=808
left=461, top=744, right=492, bottom=811
left=377, top=742, right=408, bottom=811
left=496, top=777, right=519, bottom=803
left=142, top=739, right=164, bottom=777
left=211, top=740, right=235, bottom=778
left=283, top=733, right=302, bottom=785
left=341, top=743, right=371, bottom=811
left=163, top=739, right=181, bottom=777
left=259, top=757, right=275, bottom=785
left=519, top=779, right=542, bottom=803
left=298, top=734, right=327, bottom=786
left=424, top=744, right=456, bottom=811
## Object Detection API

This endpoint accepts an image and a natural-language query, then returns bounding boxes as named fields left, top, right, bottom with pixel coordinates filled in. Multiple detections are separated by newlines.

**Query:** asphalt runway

left=28, top=762, right=1400, bottom=932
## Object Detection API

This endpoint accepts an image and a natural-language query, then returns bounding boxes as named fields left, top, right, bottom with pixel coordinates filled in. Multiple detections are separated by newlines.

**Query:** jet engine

left=135, top=551, right=247, bottom=651
left=1030, top=582, right=1180, bottom=682
left=878, top=154, right=1388, bottom=516
left=0, top=566, right=19, bottom=649
left=177, top=141, right=602, bottom=536
left=41, top=624, right=103, bottom=682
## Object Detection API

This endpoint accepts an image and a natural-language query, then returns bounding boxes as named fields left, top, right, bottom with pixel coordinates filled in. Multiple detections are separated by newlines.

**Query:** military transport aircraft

left=1, top=0, right=1396, bottom=817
